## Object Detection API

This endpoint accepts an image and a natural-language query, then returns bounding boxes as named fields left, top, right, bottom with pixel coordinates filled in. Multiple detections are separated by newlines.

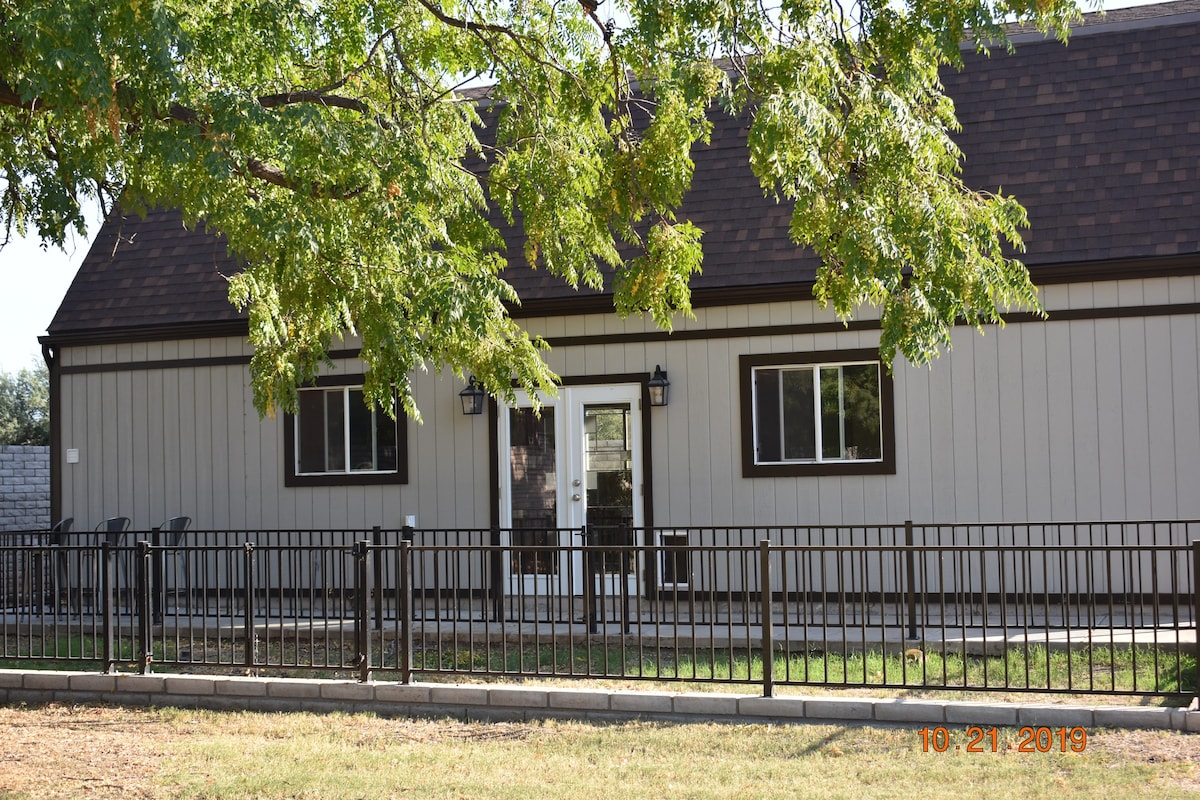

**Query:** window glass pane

left=376, top=400, right=398, bottom=472
left=347, top=389, right=375, bottom=471
left=782, top=368, right=816, bottom=460
left=324, top=390, right=345, bottom=471
left=297, top=390, right=326, bottom=474
left=842, top=363, right=881, bottom=460
left=754, top=368, right=781, bottom=463
left=820, top=367, right=843, bottom=459
left=293, top=385, right=400, bottom=477
left=509, top=407, right=558, bottom=576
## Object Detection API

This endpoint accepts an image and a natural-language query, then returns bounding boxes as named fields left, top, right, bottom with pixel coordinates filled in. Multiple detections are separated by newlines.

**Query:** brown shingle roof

left=46, top=1, right=1200, bottom=339
left=47, top=211, right=246, bottom=338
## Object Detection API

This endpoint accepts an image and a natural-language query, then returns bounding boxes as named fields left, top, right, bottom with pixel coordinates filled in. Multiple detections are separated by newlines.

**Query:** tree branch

left=256, top=91, right=370, bottom=114
left=243, top=158, right=368, bottom=200
left=0, top=79, right=34, bottom=111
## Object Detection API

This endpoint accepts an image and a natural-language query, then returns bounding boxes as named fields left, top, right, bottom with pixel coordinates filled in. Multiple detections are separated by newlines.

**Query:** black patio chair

left=43, top=518, right=74, bottom=612
left=160, top=516, right=193, bottom=613
left=91, top=517, right=131, bottom=608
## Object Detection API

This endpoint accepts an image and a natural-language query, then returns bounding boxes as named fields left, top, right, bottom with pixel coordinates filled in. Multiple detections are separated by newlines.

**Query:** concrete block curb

left=672, top=693, right=740, bottom=717
left=429, top=685, right=489, bottom=705
left=944, top=702, right=1020, bottom=726
left=873, top=699, right=948, bottom=724
left=22, top=672, right=72, bottom=691
left=610, top=690, right=674, bottom=713
left=375, top=684, right=432, bottom=704
left=68, top=674, right=117, bottom=693
left=803, top=697, right=874, bottom=720
left=0, top=671, right=24, bottom=689
left=1093, top=706, right=1176, bottom=730
left=165, top=676, right=216, bottom=696
left=320, top=681, right=374, bottom=701
left=1016, top=705, right=1095, bottom=728
left=490, top=687, right=548, bottom=708
left=738, top=696, right=805, bottom=718
left=214, top=678, right=269, bottom=697
left=0, top=669, right=1192, bottom=733
left=265, top=679, right=323, bottom=699
left=547, top=688, right=612, bottom=711
left=112, top=674, right=166, bottom=693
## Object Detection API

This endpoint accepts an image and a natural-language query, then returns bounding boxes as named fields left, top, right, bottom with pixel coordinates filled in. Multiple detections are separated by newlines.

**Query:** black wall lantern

left=647, top=365, right=670, bottom=407
left=459, top=376, right=486, bottom=416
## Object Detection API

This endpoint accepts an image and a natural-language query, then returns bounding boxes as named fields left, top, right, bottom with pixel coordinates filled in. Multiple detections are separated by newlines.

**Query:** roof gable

left=46, top=2, right=1200, bottom=339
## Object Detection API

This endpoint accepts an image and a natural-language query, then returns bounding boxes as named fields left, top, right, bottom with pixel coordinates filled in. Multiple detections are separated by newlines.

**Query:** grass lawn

left=5, top=634, right=1195, bottom=699
left=0, top=703, right=1196, bottom=799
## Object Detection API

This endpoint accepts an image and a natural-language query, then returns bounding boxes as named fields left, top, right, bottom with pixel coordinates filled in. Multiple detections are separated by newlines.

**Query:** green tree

left=0, top=0, right=1084, bottom=418
left=0, top=362, right=49, bottom=446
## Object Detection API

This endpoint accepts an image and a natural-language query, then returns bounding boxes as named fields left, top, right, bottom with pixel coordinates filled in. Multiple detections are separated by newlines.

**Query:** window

left=284, top=378, right=407, bottom=486
left=656, top=531, right=691, bottom=589
left=740, top=350, right=895, bottom=477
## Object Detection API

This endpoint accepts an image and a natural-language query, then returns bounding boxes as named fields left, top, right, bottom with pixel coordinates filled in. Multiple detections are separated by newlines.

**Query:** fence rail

left=1, top=522, right=1196, bottom=700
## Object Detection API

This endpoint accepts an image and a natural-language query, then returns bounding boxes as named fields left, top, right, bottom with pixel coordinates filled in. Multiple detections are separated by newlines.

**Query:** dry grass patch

left=0, top=703, right=1196, bottom=799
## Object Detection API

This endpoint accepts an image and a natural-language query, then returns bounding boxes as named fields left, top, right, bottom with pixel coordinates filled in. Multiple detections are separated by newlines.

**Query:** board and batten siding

left=55, top=337, right=491, bottom=532
left=525, top=274, right=1200, bottom=527
left=52, top=274, right=1200, bottom=531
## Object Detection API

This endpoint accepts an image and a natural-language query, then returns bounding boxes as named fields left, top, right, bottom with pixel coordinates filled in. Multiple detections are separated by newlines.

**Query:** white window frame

left=285, top=381, right=408, bottom=489
left=293, top=385, right=398, bottom=477
left=751, top=360, right=884, bottom=466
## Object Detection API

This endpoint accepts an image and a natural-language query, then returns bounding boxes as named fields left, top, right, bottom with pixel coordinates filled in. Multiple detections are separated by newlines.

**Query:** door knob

left=572, top=493, right=582, bottom=501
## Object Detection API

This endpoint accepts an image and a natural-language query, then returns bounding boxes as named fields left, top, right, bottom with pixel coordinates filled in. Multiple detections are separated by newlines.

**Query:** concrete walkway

left=1, top=669, right=1196, bottom=733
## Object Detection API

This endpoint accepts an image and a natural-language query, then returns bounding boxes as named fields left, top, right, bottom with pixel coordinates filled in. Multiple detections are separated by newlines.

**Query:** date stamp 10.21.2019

left=918, top=726, right=1088, bottom=753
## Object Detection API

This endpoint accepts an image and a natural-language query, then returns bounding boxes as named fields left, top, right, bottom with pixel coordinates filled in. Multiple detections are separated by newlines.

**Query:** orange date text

left=918, top=726, right=1088, bottom=753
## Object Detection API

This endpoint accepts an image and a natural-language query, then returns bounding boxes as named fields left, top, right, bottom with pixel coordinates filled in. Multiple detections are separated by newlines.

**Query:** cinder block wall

left=0, top=445, right=50, bottom=531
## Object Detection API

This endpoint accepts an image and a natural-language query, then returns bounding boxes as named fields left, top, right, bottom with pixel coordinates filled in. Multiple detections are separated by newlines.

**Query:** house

left=39, top=0, right=1200, bottom=589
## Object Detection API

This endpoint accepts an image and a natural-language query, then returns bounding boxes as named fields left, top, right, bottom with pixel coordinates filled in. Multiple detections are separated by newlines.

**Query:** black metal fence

left=1, top=522, right=1196, bottom=700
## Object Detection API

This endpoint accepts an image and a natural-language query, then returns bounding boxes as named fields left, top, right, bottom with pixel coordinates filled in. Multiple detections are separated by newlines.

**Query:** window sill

left=742, top=460, right=896, bottom=478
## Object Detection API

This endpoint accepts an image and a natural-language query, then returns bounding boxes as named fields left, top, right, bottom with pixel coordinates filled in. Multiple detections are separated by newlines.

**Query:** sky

left=0, top=0, right=1162, bottom=375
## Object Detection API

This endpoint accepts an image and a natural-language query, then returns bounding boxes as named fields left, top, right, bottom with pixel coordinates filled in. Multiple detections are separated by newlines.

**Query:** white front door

left=499, top=384, right=643, bottom=595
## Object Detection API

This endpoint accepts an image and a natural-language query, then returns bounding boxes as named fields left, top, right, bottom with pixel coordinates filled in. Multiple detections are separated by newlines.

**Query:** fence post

left=243, top=543, right=256, bottom=672
left=372, top=525, right=384, bottom=631
left=760, top=539, right=774, bottom=698
left=355, top=540, right=371, bottom=682
left=1193, top=539, right=1199, bottom=705
left=136, top=541, right=153, bottom=674
left=150, top=527, right=163, bottom=623
left=489, top=528, right=504, bottom=623
left=399, top=539, right=413, bottom=684
left=101, top=540, right=115, bottom=674
left=584, top=525, right=597, bottom=633
left=905, top=520, right=919, bottom=641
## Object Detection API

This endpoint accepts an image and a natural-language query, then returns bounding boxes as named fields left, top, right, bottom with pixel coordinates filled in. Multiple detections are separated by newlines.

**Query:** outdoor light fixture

left=647, top=365, right=670, bottom=407
left=459, top=376, right=486, bottom=416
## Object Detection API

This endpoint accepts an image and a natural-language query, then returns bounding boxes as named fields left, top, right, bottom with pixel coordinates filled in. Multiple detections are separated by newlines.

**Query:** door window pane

left=585, top=404, right=634, bottom=575
left=509, top=407, right=558, bottom=576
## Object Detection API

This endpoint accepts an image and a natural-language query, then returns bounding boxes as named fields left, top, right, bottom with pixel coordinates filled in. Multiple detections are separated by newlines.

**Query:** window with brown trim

left=740, top=350, right=896, bottom=478
left=284, top=377, right=407, bottom=487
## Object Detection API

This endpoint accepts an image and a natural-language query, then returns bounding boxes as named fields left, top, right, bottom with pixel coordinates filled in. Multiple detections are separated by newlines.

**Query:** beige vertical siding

left=54, top=275, right=1200, bottom=531
left=57, top=341, right=492, bottom=532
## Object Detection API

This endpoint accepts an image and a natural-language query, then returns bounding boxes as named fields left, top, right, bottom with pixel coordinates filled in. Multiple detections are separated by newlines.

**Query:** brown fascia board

left=506, top=281, right=817, bottom=318
left=40, top=252, right=1200, bottom=346
left=39, top=319, right=250, bottom=349
left=509, top=253, right=1200, bottom=319
left=1026, top=253, right=1200, bottom=286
